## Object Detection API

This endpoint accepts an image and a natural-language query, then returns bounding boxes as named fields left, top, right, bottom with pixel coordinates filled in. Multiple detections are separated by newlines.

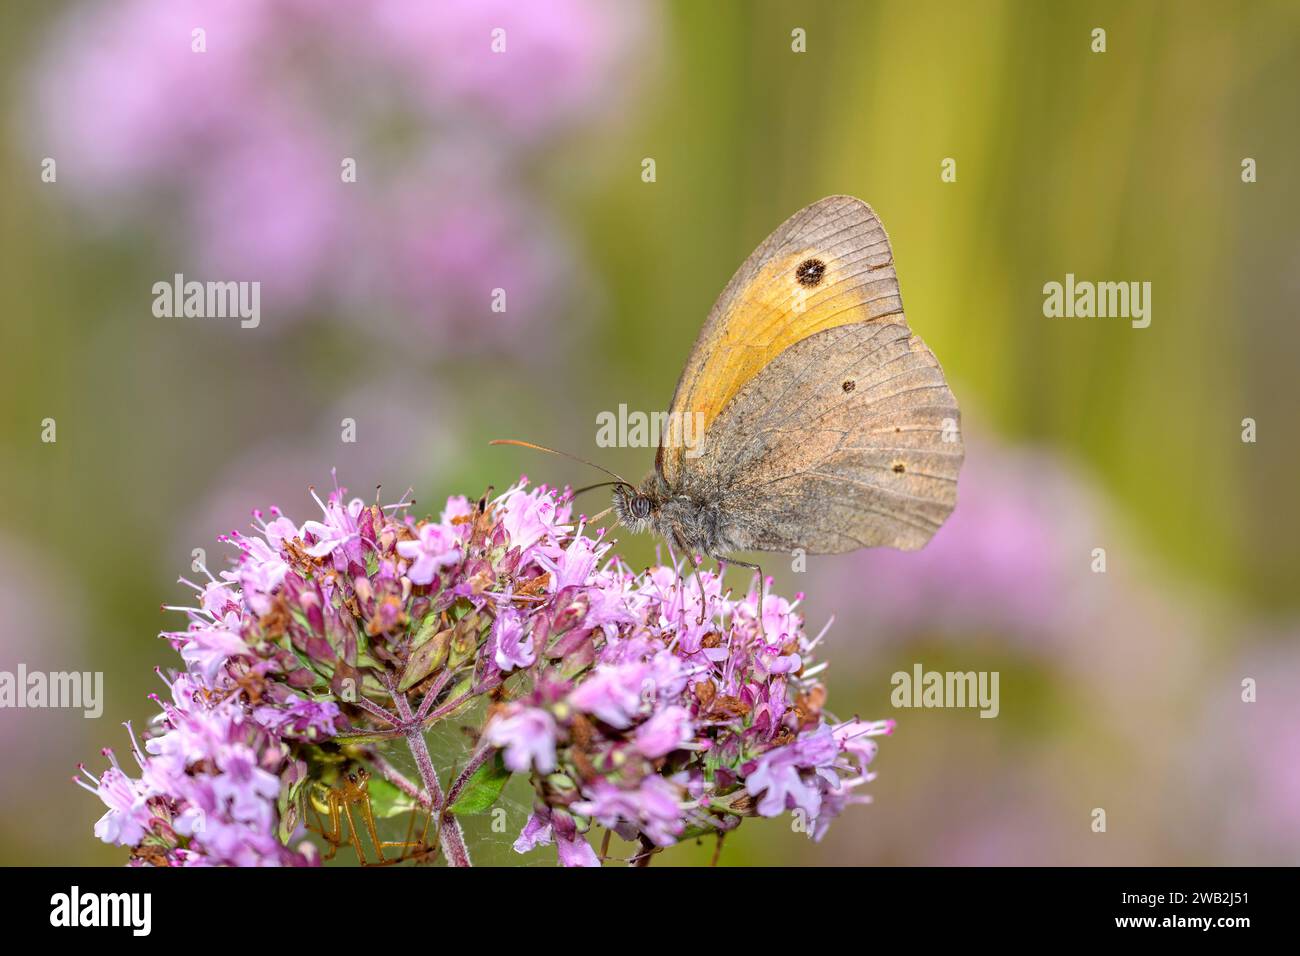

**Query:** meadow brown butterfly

left=499, top=195, right=963, bottom=572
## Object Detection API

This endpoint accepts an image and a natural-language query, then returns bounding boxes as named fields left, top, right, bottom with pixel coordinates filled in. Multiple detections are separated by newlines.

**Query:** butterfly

left=498, top=195, right=963, bottom=578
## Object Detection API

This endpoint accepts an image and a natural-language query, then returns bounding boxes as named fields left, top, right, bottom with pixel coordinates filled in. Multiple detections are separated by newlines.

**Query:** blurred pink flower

left=365, top=0, right=647, bottom=139
left=0, top=537, right=94, bottom=862
left=0, top=537, right=87, bottom=762
left=29, top=0, right=651, bottom=338
left=1181, top=634, right=1300, bottom=864
left=823, top=434, right=1129, bottom=653
left=174, top=379, right=458, bottom=560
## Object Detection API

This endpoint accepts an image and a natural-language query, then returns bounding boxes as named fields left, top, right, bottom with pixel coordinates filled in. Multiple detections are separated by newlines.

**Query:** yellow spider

left=307, top=766, right=437, bottom=866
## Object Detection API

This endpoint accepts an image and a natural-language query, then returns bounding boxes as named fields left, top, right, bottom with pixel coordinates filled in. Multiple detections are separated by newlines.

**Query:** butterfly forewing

left=659, top=195, right=963, bottom=555
left=658, top=195, right=905, bottom=488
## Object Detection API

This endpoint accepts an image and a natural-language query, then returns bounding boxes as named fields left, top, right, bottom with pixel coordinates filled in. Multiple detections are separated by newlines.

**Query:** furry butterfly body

left=612, top=195, right=964, bottom=562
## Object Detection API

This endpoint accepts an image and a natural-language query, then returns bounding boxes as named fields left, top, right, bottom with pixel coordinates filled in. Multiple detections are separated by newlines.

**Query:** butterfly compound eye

left=795, top=258, right=826, bottom=287
left=631, top=495, right=652, bottom=519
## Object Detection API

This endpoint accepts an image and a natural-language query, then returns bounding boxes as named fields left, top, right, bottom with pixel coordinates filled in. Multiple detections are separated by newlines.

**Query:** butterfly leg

left=690, top=559, right=708, bottom=625
left=716, top=555, right=767, bottom=636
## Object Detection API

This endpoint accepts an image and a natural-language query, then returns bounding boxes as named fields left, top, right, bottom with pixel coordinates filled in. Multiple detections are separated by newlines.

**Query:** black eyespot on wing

left=795, top=258, right=826, bottom=287
left=842, top=379, right=856, bottom=392
left=892, top=462, right=906, bottom=473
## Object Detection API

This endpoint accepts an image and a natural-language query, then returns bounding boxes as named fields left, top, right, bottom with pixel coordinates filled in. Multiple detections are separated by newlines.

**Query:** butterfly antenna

left=489, top=439, right=634, bottom=489
left=571, top=480, right=628, bottom=498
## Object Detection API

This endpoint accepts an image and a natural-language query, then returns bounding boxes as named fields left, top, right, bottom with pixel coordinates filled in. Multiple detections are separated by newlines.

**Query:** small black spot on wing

left=796, top=258, right=826, bottom=287
left=842, top=379, right=856, bottom=393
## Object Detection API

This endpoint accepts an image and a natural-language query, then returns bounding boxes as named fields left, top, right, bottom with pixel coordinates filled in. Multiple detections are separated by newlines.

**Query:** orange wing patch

left=659, top=196, right=905, bottom=486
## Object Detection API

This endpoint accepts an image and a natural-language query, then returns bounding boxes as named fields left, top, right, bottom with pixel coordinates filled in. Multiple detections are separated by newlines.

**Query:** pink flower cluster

left=30, top=0, right=648, bottom=340
left=81, top=478, right=890, bottom=866
left=78, top=671, right=327, bottom=866
left=484, top=543, right=893, bottom=864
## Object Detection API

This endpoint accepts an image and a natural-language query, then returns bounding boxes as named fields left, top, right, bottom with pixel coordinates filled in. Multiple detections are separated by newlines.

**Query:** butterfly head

left=611, top=475, right=668, bottom=535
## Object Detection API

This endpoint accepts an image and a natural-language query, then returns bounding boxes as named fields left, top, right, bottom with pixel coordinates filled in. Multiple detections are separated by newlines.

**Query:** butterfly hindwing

left=678, top=319, right=962, bottom=553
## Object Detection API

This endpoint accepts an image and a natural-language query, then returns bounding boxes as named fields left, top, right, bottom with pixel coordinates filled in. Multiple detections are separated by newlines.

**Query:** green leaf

left=366, top=775, right=422, bottom=819
left=332, top=729, right=401, bottom=744
left=448, top=613, right=483, bottom=668
left=448, top=752, right=511, bottom=815
left=408, top=610, right=442, bottom=646
left=278, top=780, right=306, bottom=842
left=398, top=621, right=452, bottom=692
left=285, top=644, right=332, bottom=688
left=435, top=675, right=477, bottom=722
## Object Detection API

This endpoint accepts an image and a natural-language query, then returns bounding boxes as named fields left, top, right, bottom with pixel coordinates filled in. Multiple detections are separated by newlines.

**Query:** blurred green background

left=1, top=0, right=1298, bottom=865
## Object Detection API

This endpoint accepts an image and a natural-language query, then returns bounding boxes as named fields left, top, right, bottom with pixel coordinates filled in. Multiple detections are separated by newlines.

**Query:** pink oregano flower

left=80, top=478, right=893, bottom=866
